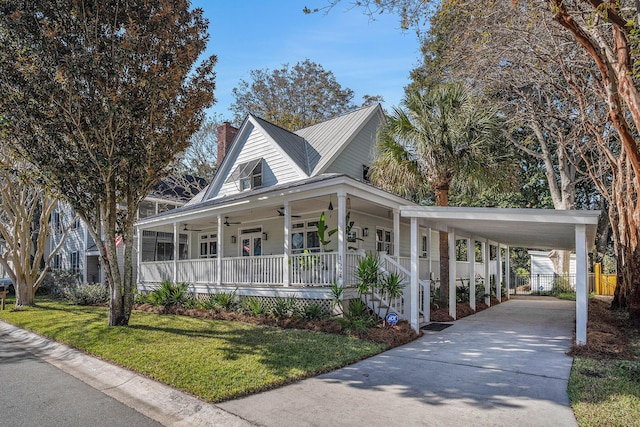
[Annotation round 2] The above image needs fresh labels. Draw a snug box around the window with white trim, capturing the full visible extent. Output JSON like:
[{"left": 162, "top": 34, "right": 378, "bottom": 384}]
[
  {"left": 52, "top": 254, "right": 62, "bottom": 270},
  {"left": 199, "top": 233, "right": 218, "bottom": 258},
  {"left": 376, "top": 228, "right": 393, "bottom": 255},
  {"left": 226, "top": 158, "right": 263, "bottom": 191},
  {"left": 70, "top": 251, "right": 80, "bottom": 273},
  {"left": 291, "top": 221, "right": 320, "bottom": 253}
]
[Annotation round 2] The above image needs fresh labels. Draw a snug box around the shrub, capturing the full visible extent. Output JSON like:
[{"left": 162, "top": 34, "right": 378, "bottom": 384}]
[
  {"left": 242, "top": 297, "right": 266, "bottom": 316},
  {"left": 302, "top": 303, "right": 327, "bottom": 320},
  {"left": 64, "top": 283, "right": 109, "bottom": 305},
  {"left": 208, "top": 289, "right": 238, "bottom": 311},
  {"left": 42, "top": 270, "right": 81, "bottom": 298},
  {"left": 148, "top": 281, "right": 191, "bottom": 307},
  {"left": 552, "top": 277, "right": 573, "bottom": 296},
  {"left": 337, "top": 299, "right": 376, "bottom": 333},
  {"left": 270, "top": 297, "right": 298, "bottom": 319}
]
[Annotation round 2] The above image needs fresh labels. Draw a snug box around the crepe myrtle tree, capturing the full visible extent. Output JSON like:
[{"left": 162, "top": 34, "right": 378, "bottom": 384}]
[{"left": 0, "top": 0, "right": 216, "bottom": 325}]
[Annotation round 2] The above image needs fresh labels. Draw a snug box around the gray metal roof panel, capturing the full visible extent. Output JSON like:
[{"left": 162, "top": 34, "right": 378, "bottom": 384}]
[
  {"left": 251, "top": 116, "right": 310, "bottom": 175},
  {"left": 294, "top": 104, "right": 380, "bottom": 176}
]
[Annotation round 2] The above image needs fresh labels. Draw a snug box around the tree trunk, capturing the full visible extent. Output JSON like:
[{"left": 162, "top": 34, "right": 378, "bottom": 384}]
[
  {"left": 435, "top": 185, "right": 450, "bottom": 306},
  {"left": 14, "top": 279, "right": 35, "bottom": 307}
]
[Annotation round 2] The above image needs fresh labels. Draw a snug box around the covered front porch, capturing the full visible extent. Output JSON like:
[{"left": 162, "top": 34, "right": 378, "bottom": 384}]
[{"left": 135, "top": 176, "right": 425, "bottom": 297}]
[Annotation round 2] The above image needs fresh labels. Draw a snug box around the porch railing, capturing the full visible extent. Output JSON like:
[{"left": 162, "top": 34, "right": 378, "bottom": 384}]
[
  {"left": 379, "top": 254, "right": 429, "bottom": 322},
  {"left": 178, "top": 259, "right": 217, "bottom": 284},
  {"left": 139, "top": 252, "right": 360, "bottom": 287},
  {"left": 221, "top": 255, "right": 284, "bottom": 285}
]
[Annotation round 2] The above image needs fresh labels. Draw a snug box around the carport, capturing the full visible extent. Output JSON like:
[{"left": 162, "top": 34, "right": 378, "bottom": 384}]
[{"left": 401, "top": 206, "right": 601, "bottom": 345}]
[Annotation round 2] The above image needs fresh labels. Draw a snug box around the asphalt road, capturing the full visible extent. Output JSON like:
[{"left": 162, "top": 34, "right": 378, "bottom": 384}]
[{"left": 0, "top": 330, "right": 161, "bottom": 427}]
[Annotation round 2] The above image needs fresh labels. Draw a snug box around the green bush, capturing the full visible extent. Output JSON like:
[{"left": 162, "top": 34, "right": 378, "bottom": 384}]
[
  {"left": 148, "top": 281, "right": 191, "bottom": 307},
  {"left": 207, "top": 289, "right": 238, "bottom": 311},
  {"left": 337, "top": 299, "right": 376, "bottom": 333},
  {"left": 42, "top": 270, "right": 81, "bottom": 298},
  {"left": 552, "top": 278, "right": 573, "bottom": 296},
  {"left": 270, "top": 297, "right": 298, "bottom": 319},
  {"left": 301, "top": 303, "right": 327, "bottom": 320},
  {"left": 64, "top": 283, "right": 109, "bottom": 305},
  {"left": 242, "top": 297, "right": 266, "bottom": 316}
]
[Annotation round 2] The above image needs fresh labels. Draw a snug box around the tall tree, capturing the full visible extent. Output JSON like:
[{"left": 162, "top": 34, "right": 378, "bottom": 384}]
[
  {"left": 0, "top": 0, "right": 216, "bottom": 325},
  {"left": 370, "top": 83, "right": 511, "bottom": 305},
  {"left": 318, "top": 0, "right": 640, "bottom": 318},
  {"left": 0, "top": 145, "right": 71, "bottom": 306},
  {"left": 177, "top": 115, "right": 225, "bottom": 179},
  {"left": 231, "top": 59, "right": 381, "bottom": 131}
]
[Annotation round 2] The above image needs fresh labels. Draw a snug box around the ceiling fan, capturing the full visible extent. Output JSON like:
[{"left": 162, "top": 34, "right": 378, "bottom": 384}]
[
  {"left": 224, "top": 216, "right": 241, "bottom": 226},
  {"left": 183, "top": 224, "right": 203, "bottom": 232},
  {"left": 276, "top": 208, "right": 301, "bottom": 218}
]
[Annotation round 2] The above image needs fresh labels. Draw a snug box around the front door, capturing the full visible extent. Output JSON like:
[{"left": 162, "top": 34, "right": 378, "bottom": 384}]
[{"left": 241, "top": 233, "right": 262, "bottom": 257}]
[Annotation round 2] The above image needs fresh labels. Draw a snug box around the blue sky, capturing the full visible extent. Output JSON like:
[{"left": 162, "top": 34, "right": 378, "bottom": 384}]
[{"left": 193, "top": 0, "right": 421, "bottom": 120}]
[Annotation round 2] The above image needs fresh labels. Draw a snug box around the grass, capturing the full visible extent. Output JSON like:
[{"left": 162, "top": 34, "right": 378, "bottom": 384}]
[
  {"left": 0, "top": 299, "right": 385, "bottom": 402},
  {"left": 568, "top": 298, "right": 640, "bottom": 427}
]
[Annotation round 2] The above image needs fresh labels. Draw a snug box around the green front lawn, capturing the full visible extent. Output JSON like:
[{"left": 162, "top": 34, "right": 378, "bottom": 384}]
[{"left": 0, "top": 300, "right": 384, "bottom": 402}]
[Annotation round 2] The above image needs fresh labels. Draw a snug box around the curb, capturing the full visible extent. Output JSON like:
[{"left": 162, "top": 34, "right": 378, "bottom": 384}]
[{"left": 0, "top": 320, "right": 255, "bottom": 427}]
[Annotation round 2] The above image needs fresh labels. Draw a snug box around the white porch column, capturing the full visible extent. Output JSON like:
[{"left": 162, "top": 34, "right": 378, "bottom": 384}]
[
  {"left": 505, "top": 246, "right": 511, "bottom": 300},
  {"left": 576, "top": 224, "right": 588, "bottom": 345},
  {"left": 393, "top": 209, "right": 400, "bottom": 262},
  {"left": 173, "top": 222, "right": 178, "bottom": 283},
  {"left": 448, "top": 229, "right": 457, "bottom": 320},
  {"left": 427, "top": 228, "right": 433, "bottom": 280},
  {"left": 337, "top": 191, "right": 346, "bottom": 288},
  {"left": 136, "top": 226, "right": 142, "bottom": 285},
  {"left": 217, "top": 215, "right": 223, "bottom": 286},
  {"left": 283, "top": 202, "right": 291, "bottom": 287},
  {"left": 410, "top": 217, "right": 420, "bottom": 331},
  {"left": 469, "top": 238, "right": 476, "bottom": 311},
  {"left": 496, "top": 245, "right": 502, "bottom": 303},
  {"left": 484, "top": 241, "right": 490, "bottom": 306}
]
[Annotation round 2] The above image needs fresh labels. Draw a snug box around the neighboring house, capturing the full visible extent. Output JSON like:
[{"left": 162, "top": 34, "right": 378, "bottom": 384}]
[
  {"left": 49, "top": 174, "right": 206, "bottom": 283},
  {"left": 528, "top": 250, "right": 576, "bottom": 291},
  {"left": 135, "top": 104, "right": 496, "bottom": 318}
]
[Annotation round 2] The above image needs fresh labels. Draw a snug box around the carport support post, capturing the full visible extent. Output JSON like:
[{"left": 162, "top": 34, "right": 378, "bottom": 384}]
[
  {"left": 505, "top": 246, "right": 511, "bottom": 299},
  {"left": 410, "top": 217, "right": 420, "bottom": 331},
  {"left": 449, "top": 229, "right": 456, "bottom": 320},
  {"left": 484, "top": 241, "right": 490, "bottom": 307},
  {"left": 496, "top": 245, "right": 502, "bottom": 303},
  {"left": 337, "top": 192, "right": 346, "bottom": 289},
  {"left": 469, "top": 238, "right": 475, "bottom": 311},
  {"left": 576, "top": 224, "right": 588, "bottom": 345},
  {"left": 217, "top": 215, "right": 223, "bottom": 286},
  {"left": 393, "top": 209, "right": 400, "bottom": 264}
]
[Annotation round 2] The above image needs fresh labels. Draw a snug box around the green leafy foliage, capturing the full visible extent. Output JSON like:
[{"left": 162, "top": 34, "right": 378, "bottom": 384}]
[
  {"left": 270, "top": 297, "right": 299, "bottom": 320},
  {"left": 337, "top": 299, "right": 376, "bottom": 334},
  {"left": 208, "top": 289, "right": 239, "bottom": 311},
  {"left": 63, "top": 283, "right": 109, "bottom": 306},
  {"left": 241, "top": 297, "right": 266, "bottom": 316},
  {"left": 302, "top": 303, "right": 328, "bottom": 320},
  {"left": 149, "top": 281, "right": 191, "bottom": 308}
]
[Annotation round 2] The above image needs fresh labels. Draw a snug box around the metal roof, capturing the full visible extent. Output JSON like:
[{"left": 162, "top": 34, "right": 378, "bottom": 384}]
[{"left": 401, "top": 206, "right": 601, "bottom": 250}]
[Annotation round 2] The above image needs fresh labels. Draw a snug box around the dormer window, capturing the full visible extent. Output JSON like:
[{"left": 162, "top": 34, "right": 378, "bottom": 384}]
[{"left": 226, "top": 158, "right": 263, "bottom": 191}]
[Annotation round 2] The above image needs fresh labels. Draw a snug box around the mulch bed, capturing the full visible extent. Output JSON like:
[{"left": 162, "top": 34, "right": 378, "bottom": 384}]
[
  {"left": 429, "top": 299, "right": 496, "bottom": 322},
  {"left": 134, "top": 303, "right": 419, "bottom": 349},
  {"left": 567, "top": 298, "right": 635, "bottom": 359}
]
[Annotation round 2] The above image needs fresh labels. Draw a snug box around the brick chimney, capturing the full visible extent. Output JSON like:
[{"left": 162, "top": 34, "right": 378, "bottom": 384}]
[{"left": 217, "top": 122, "right": 239, "bottom": 168}]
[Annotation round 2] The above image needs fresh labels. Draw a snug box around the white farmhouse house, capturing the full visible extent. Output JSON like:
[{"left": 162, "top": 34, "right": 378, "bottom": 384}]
[
  {"left": 135, "top": 105, "right": 441, "bottom": 315},
  {"left": 134, "top": 104, "right": 600, "bottom": 344}
]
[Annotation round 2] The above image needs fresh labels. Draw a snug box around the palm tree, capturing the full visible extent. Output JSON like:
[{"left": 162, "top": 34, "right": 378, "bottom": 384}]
[{"left": 370, "top": 82, "right": 511, "bottom": 306}]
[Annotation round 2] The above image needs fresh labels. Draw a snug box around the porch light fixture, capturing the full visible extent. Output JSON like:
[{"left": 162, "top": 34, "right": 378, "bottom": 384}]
[
  {"left": 363, "top": 227, "right": 369, "bottom": 237},
  {"left": 262, "top": 232, "right": 268, "bottom": 241},
  {"left": 346, "top": 197, "right": 351, "bottom": 210},
  {"left": 327, "top": 196, "right": 334, "bottom": 211},
  {"left": 231, "top": 235, "right": 236, "bottom": 243}
]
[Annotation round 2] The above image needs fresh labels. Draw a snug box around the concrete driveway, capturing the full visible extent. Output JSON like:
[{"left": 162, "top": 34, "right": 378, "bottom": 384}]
[{"left": 219, "top": 298, "right": 578, "bottom": 427}]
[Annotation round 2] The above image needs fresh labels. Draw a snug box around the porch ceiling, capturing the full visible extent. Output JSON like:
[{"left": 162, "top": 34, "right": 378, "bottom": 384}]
[{"left": 401, "top": 206, "right": 601, "bottom": 250}]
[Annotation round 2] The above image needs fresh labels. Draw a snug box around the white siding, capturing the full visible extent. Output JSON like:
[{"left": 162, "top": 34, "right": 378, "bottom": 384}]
[
  {"left": 50, "top": 203, "right": 87, "bottom": 279},
  {"left": 325, "top": 115, "right": 379, "bottom": 180},
  {"left": 212, "top": 126, "right": 304, "bottom": 199}
]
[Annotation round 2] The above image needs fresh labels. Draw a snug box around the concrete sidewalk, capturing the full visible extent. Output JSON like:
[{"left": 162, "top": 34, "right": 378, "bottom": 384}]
[
  {"left": 219, "top": 298, "right": 578, "bottom": 426},
  {"left": 0, "top": 321, "right": 254, "bottom": 427},
  {"left": 1, "top": 298, "right": 578, "bottom": 426}
]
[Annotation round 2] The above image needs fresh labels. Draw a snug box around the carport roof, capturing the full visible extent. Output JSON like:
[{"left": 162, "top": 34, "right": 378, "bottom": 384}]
[{"left": 400, "top": 206, "right": 601, "bottom": 250}]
